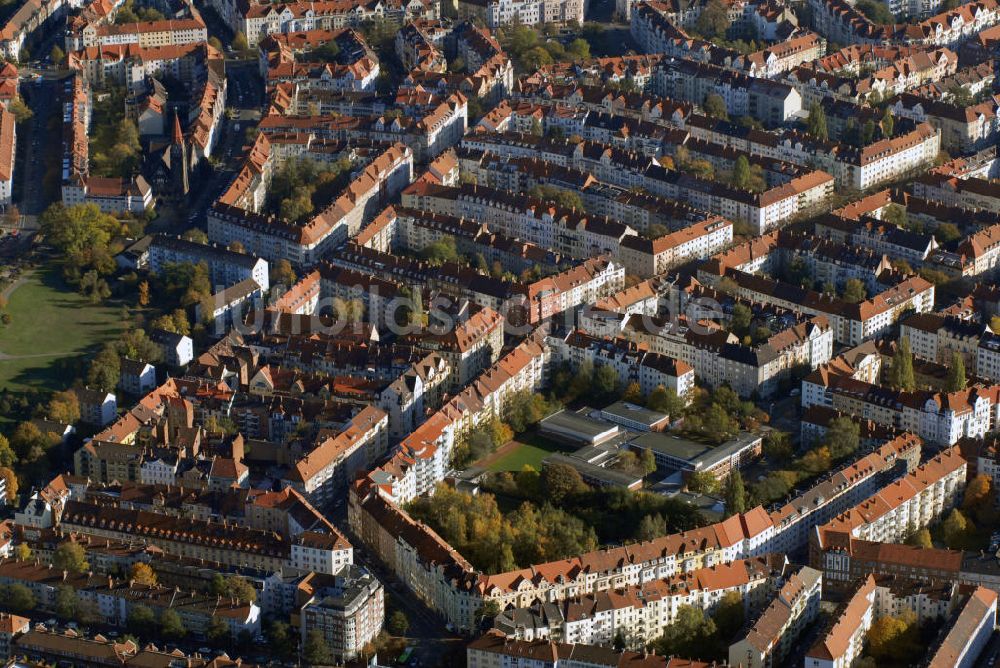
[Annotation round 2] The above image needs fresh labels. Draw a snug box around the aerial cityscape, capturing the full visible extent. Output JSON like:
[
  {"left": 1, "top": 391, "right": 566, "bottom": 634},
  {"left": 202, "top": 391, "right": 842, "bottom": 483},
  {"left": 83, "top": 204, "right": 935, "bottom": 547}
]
[{"left": 0, "top": 0, "right": 997, "bottom": 663}]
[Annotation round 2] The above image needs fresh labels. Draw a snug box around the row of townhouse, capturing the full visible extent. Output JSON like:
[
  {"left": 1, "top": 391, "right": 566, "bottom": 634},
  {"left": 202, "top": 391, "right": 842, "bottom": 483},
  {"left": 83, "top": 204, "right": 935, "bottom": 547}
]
[
  {"left": 806, "top": 576, "right": 996, "bottom": 668},
  {"left": 259, "top": 28, "right": 380, "bottom": 93},
  {"left": 0, "top": 105, "right": 14, "bottom": 206},
  {"left": 59, "top": 74, "right": 153, "bottom": 214},
  {"left": 729, "top": 566, "right": 822, "bottom": 668},
  {"left": 365, "top": 336, "right": 550, "bottom": 502},
  {"left": 913, "top": 169, "right": 1000, "bottom": 213},
  {"left": 378, "top": 353, "right": 452, "bottom": 438},
  {"left": 328, "top": 241, "right": 623, "bottom": 328},
  {"left": 0, "top": 560, "right": 261, "bottom": 639},
  {"left": 260, "top": 91, "right": 467, "bottom": 161},
  {"left": 654, "top": 58, "right": 802, "bottom": 126},
  {"left": 147, "top": 233, "right": 270, "bottom": 292},
  {"left": 493, "top": 556, "right": 786, "bottom": 649},
  {"left": 213, "top": 0, "right": 438, "bottom": 45},
  {"left": 458, "top": 0, "right": 584, "bottom": 28},
  {"left": 686, "top": 116, "right": 942, "bottom": 192},
  {"left": 460, "top": 133, "right": 836, "bottom": 234},
  {"left": 69, "top": 41, "right": 222, "bottom": 96},
  {"left": 208, "top": 140, "right": 414, "bottom": 266},
  {"left": 395, "top": 19, "right": 447, "bottom": 72},
  {"left": 356, "top": 204, "right": 569, "bottom": 277},
  {"left": 810, "top": 445, "right": 967, "bottom": 565},
  {"left": 403, "top": 176, "right": 734, "bottom": 276},
  {"left": 699, "top": 269, "right": 935, "bottom": 347},
  {"left": 547, "top": 329, "right": 696, "bottom": 400},
  {"left": 0, "top": 0, "right": 72, "bottom": 60},
  {"left": 814, "top": 214, "right": 940, "bottom": 268},
  {"left": 57, "top": 498, "right": 355, "bottom": 575},
  {"left": 804, "top": 44, "right": 956, "bottom": 93},
  {"left": 788, "top": 47, "right": 958, "bottom": 108},
  {"left": 349, "top": 430, "right": 925, "bottom": 631},
  {"left": 280, "top": 405, "right": 389, "bottom": 509},
  {"left": 74, "top": 16, "right": 207, "bottom": 50},
  {"left": 589, "top": 308, "right": 835, "bottom": 399},
  {"left": 900, "top": 312, "right": 993, "bottom": 374},
  {"left": 808, "top": 0, "right": 1000, "bottom": 46},
  {"left": 802, "top": 359, "right": 1000, "bottom": 445},
  {"left": 891, "top": 93, "right": 1000, "bottom": 154}
]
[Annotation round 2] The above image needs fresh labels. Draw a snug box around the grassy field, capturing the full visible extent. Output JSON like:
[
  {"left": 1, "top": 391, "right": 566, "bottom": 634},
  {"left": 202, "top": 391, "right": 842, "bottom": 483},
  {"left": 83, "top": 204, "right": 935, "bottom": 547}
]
[
  {"left": 485, "top": 431, "right": 573, "bottom": 472},
  {"left": 0, "top": 269, "right": 124, "bottom": 393}
]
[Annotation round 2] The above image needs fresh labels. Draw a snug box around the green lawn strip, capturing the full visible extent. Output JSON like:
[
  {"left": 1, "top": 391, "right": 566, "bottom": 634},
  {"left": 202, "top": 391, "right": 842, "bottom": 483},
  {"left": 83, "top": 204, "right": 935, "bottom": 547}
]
[{"left": 0, "top": 269, "right": 124, "bottom": 391}]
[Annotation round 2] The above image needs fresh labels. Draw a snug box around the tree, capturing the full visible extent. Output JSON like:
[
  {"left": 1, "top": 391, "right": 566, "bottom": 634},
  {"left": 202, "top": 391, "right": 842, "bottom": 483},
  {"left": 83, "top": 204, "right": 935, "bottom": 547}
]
[
  {"left": 50, "top": 44, "right": 65, "bottom": 65},
  {"left": 137, "top": 280, "right": 150, "bottom": 307},
  {"left": 206, "top": 616, "right": 230, "bottom": 645},
  {"left": 566, "top": 38, "right": 590, "bottom": 60},
  {"left": 906, "top": 528, "right": 933, "bottom": 548},
  {"left": 655, "top": 605, "right": 720, "bottom": 659},
  {"left": 948, "top": 85, "right": 974, "bottom": 107},
  {"left": 223, "top": 575, "right": 257, "bottom": 603},
  {"left": 723, "top": 471, "right": 747, "bottom": 515},
  {"left": 543, "top": 463, "right": 586, "bottom": 505},
  {"left": 14, "top": 542, "right": 30, "bottom": 561},
  {"left": 303, "top": 629, "right": 333, "bottom": 666},
  {"left": 703, "top": 93, "right": 728, "bottom": 120},
  {"left": 126, "top": 604, "right": 157, "bottom": 636},
  {"left": 882, "top": 203, "right": 907, "bottom": 227},
  {"left": 687, "top": 470, "right": 720, "bottom": 495},
  {"left": 87, "top": 346, "right": 122, "bottom": 392},
  {"left": 623, "top": 382, "right": 643, "bottom": 404},
  {"left": 0, "top": 467, "right": 18, "bottom": 501},
  {"left": 55, "top": 585, "right": 78, "bottom": 620},
  {"left": 8, "top": 97, "right": 32, "bottom": 123},
  {"left": 267, "top": 620, "right": 296, "bottom": 659},
  {"left": 763, "top": 431, "right": 793, "bottom": 464},
  {"left": 713, "top": 591, "right": 745, "bottom": 639},
  {"left": 856, "top": 0, "right": 894, "bottom": 23},
  {"left": 826, "top": 416, "right": 860, "bottom": 460},
  {"left": 695, "top": 0, "right": 731, "bottom": 39},
  {"left": 160, "top": 608, "right": 186, "bottom": 639},
  {"left": 806, "top": 102, "right": 829, "bottom": 141},
  {"left": 52, "top": 542, "right": 89, "bottom": 574},
  {"left": 731, "top": 155, "right": 751, "bottom": 190},
  {"left": 48, "top": 390, "right": 80, "bottom": 424},
  {"left": 867, "top": 612, "right": 921, "bottom": 664},
  {"left": 233, "top": 31, "right": 249, "bottom": 52},
  {"left": 647, "top": 386, "right": 685, "bottom": 418},
  {"left": 934, "top": 222, "right": 961, "bottom": 244},
  {"left": 881, "top": 108, "right": 894, "bottom": 137},
  {"left": 729, "top": 302, "right": 752, "bottom": 337},
  {"left": 272, "top": 259, "right": 296, "bottom": 288},
  {"left": 887, "top": 337, "right": 915, "bottom": 391},
  {"left": 80, "top": 270, "right": 111, "bottom": 303},
  {"left": 388, "top": 610, "right": 409, "bottom": 636},
  {"left": 478, "top": 599, "right": 501, "bottom": 623},
  {"left": 0, "top": 434, "right": 15, "bottom": 468},
  {"left": 842, "top": 278, "right": 867, "bottom": 304},
  {"left": 4, "top": 583, "right": 34, "bottom": 612},
  {"left": 963, "top": 474, "right": 992, "bottom": 515},
  {"left": 942, "top": 508, "right": 971, "bottom": 548},
  {"left": 946, "top": 352, "right": 967, "bottom": 392},
  {"left": 182, "top": 228, "right": 208, "bottom": 244},
  {"left": 208, "top": 36, "right": 224, "bottom": 51},
  {"left": 593, "top": 364, "right": 620, "bottom": 399},
  {"left": 130, "top": 562, "right": 157, "bottom": 586},
  {"left": 640, "top": 448, "right": 657, "bottom": 475},
  {"left": 799, "top": 446, "right": 831, "bottom": 476}
]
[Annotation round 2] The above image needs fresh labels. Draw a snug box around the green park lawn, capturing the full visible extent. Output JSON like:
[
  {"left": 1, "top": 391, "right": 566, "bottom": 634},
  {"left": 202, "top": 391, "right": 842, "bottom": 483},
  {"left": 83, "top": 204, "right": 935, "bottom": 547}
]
[
  {"left": 0, "top": 269, "right": 124, "bottom": 393},
  {"left": 486, "top": 431, "right": 572, "bottom": 472}
]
